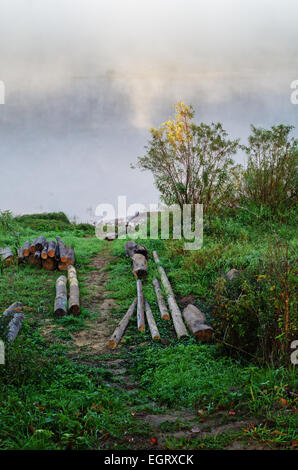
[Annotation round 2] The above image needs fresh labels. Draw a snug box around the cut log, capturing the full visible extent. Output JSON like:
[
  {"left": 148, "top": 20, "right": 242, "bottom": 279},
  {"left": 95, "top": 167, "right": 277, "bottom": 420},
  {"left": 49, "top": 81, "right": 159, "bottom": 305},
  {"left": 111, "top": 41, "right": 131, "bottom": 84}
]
[
  {"left": 144, "top": 299, "right": 160, "bottom": 341},
  {"left": 132, "top": 253, "right": 148, "bottom": 279},
  {"left": 1, "top": 302, "right": 24, "bottom": 343},
  {"left": 35, "top": 236, "right": 46, "bottom": 252},
  {"left": 64, "top": 245, "right": 75, "bottom": 266},
  {"left": 104, "top": 232, "right": 118, "bottom": 241},
  {"left": 0, "top": 247, "right": 14, "bottom": 266},
  {"left": 42, "top": 257, "right": 56, "bottom": 271},
  {"left": 67, "top": 265, "right": 80, "bottom": 315},
  {"left": 153, "top": 251, "right": 188, "bottom": 339},
  {"left": 152, "top": 278, "right": 170, "bottom": 320},
  {"left": 17, "top": 248, "right": 24, "bottom": 264},
  {"left": 30, "top": 238, "right": 38, "bottom": 253},
  {"left": 54, "top": 275, "right": 67, "bottom": 316},
  {"left": 58, "top": 262, "right": 68, "bottom": 271},
  {"left": 41, "top": 242, "right": 49, "bottom": 260},
  {"left": 23, "top": 241, "right": 31, "bottom": 257},
  {"left": 125, "top": 241, "right": 149, "bottom": 260},
  {"left": 182, "top": 304, "right": 213, "bottom": 341},
  {"left": 136, "top": 279, "right": 145, "bottom": 331},
  {"left": 47, "top": 240, "right": 57, "bottom": 258},
  {"left": 28, "top": 253, "right": 42, "bottom": 268},
  {"left": 56, "top": 236, "right": 67, "bottom": 262},
  {"left": 108, "top": 298, "right": 137, "bottom": 349}
]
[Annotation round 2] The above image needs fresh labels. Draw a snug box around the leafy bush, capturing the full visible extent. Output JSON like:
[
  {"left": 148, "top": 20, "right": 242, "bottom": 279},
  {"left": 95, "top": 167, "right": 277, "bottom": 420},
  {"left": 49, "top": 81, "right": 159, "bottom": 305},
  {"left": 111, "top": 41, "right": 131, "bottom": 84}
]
[
  {"left": 15, "top": 212, "right": 70, "bottom": 224},
  {"left": 241, "top": 125, "right": 298, "bottom": 214},
  {"left": 213, "top": 240, "right": 297, "bottom": 365}
]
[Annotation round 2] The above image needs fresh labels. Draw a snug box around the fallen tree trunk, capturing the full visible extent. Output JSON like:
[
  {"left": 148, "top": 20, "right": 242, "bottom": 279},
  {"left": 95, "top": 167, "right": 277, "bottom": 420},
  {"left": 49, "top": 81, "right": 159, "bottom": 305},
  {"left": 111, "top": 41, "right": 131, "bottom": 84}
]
[
  {"left": 67, "top": 265, "right": 80, "bottom": 315},
  {"left": 47, "top": 240, "right": 57, "bottom": 258},
  {"left": 54, "top": 275, "right": 67, "bottom": 316},
  {"left": 136, "top": 279, "right": 145, "bottom": 331},
  {"left": 35, "top": 236, "right": 46, "bottom": 252},
  {"left": 153, "top": 250, "right": 189, "bottom": 339},
  {"left": 108, "top": 298, "right": 137, "bottom": 349},
  {"left": 1, "top": 302, "right": 24, "bottom": 343},
  {"left": 41, "top": 242, "right": 49, "bottom": 260},
  {"left": 182, "top": 304, "right": 213, "bottom": 341},
  {"left": 42, "top": 257, "right": 56, "bottom": 271},
  {"left": 152, "top": 278, "right": 170, "bottom": 320},
  {"left": 132, "top": 253, "right": 148, "bottom": 279},
  {"left": 144, "top": 299, "right": 160, "bottom": 341},
  {"left": 23, "top": 241, "right": 31, "bottom": 257},
  {"left": 64, "top": 246, "right": 75, "bottom": 266},
  {"left": 0, "top": 247, "right": 14, "bottom": 266}
]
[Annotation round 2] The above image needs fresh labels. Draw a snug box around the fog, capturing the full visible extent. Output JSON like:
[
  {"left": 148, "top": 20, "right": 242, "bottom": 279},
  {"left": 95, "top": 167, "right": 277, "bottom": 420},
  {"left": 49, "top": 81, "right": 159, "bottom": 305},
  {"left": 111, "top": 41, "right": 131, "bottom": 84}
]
[{"left": 0, "top": 0, "right": 297, "bottom": 221}]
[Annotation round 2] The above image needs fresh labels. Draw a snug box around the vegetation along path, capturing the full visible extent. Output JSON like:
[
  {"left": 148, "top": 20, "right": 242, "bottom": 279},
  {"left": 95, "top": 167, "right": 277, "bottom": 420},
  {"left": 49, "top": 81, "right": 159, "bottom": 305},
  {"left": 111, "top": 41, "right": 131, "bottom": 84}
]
[{"left": 0, "top": 211, "right": 297, "bottom": 450}]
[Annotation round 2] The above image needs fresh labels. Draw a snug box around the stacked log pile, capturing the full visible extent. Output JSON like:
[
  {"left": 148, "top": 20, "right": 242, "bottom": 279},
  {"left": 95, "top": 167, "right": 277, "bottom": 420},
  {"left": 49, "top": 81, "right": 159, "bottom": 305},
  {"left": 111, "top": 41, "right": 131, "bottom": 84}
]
[{"left": 11, "top": 236, "right": 75, "bottom": 271}]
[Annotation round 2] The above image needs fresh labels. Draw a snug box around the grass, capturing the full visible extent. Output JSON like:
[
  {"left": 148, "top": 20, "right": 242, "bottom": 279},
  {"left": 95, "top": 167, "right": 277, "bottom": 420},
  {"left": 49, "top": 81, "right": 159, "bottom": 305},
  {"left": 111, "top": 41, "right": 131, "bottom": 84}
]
[{"left": 0, "top": 211, "right": 297, "bottom": 449}]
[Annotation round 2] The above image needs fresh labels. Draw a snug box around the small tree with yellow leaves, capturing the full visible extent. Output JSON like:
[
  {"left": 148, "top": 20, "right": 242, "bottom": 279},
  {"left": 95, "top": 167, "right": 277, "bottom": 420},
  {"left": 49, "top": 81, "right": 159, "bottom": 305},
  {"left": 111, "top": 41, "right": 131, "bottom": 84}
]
[{"left": 134, "top": 102, "right": 240, "bottom": 212}]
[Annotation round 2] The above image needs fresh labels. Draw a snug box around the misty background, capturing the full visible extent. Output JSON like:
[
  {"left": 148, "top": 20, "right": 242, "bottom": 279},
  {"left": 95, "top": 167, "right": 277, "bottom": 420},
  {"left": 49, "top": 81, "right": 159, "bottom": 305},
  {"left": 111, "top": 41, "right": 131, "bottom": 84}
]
[{"left": 0, "top": 0, "right": 297, "bottom": 222}]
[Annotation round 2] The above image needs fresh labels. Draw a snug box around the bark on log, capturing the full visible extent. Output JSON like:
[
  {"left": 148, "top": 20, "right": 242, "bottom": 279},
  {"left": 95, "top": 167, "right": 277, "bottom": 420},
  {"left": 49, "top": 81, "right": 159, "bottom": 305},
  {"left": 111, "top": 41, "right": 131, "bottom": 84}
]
[
  {"left": 41, "top": 242, "right": 49, "bottom": 260},
  {"left": 144, "top": 299, "right": 160, "bottom": 341},
  {"left": 152, "top": 278, "right": 170, "bottom": 320},
  {"left": 18, "top": 248, "right": 24, "bottom": 264},
  {"left": 54, "top": 275, "right": 67, "bottom": 316},
  {"left": 182, "top": 304, "right": 213, "bottom": 341},
  {"left": 132, "top": 253, "right": 148, "bottom": 279},
  {"left": 64, "top": 246, "right": 75, "bottom": 266},
  {"left": 1, "top": 302, "right": 24, "bottom": 343},
  {"left": 0, "top": 247, "right": 14, "bottom": 266},
  {"left": 67, "top": 265, "right": 80, "bottom": 315},
  {"left": 30, "top": 239, "right": 38, "bottom": 253},
  {"left": 108, "top": 298, "right": 137, "bottom": 349},
  {"left": 56, "top": 236, "right": 67, "bottom": 262},
  {"left": 28, "top": 252, "right": 42, "bottom": 267},
  {"left": 153, "top": 251, "right": 189, "bottom": 339},
  {"left": 136, "top": 279, "right": 145, "bottom": 331},
  {"left": 42, "top": 257, "right": 56, "bottom": 271},
  {"left": 23, "top": 241, "right": 31, "bottom": 257},
  {"left": 35, "top": 236, "right": 46, "bottom": 252},
  {"left": 47, "top": 240, "right": 57, "bottom": 258},
  {"left": 125, "top": 241, "right": 149, "bottom": 260},
  {"left": 58, "top": 262, "right": 68, "bottom": 271}
]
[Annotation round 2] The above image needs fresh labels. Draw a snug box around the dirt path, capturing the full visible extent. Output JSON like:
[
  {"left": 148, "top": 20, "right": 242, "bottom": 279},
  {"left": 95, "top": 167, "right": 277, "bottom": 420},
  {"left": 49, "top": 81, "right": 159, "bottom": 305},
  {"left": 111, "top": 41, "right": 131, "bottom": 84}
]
[{"left": 71, "top": 246, "right": 116, "bottom": 355}]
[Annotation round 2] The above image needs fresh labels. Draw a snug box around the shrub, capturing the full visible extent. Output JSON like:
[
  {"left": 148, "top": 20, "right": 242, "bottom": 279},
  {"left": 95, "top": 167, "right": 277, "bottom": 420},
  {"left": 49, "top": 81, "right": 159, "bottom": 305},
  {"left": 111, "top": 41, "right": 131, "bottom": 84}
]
[
  {"left": 213, "top": 239, "right": 297, "bottom": 365},
  {"left": 241, "top": 125, "right": 298, "bottom": 214}
]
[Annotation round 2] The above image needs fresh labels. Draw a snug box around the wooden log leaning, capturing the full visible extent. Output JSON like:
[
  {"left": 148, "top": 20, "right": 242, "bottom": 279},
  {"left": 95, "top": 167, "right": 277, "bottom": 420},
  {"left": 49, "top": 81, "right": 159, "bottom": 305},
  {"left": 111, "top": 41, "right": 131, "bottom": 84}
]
[
  {"left": 182, "top": 304, "right": 213, "bottom": 341},
  {"left": 54, "top": 275, "right": 67, "bottom": 316},
  {"left": 47, "top": 241, "right": 57, "bottom": 258},
  {"left": 109, "top": 298, "right": 137, "bottom": 349},
  {"left": 67, "top": 265, "right": 80, "bottom": 315},
  {"left": 132, "top": 253, "right": 148, "bottom": 279},
  {"left": 136, "top": 279, "right": 145, "bottom": 331},
  {"left": 152, "top": 278, "right": 170, "bottom": 320},
  {"left": 1, "top": 302, "right": 24, "bottom": 343},
  {"left": 144, "top": 299, "right": 160, "bottom": 341},
  {"left": 153, "top": 250, "right": 189, "bottom": 339},
  {"left": 0, "top": 247, "right": 14, "bottom": 266}
]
